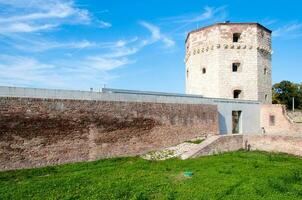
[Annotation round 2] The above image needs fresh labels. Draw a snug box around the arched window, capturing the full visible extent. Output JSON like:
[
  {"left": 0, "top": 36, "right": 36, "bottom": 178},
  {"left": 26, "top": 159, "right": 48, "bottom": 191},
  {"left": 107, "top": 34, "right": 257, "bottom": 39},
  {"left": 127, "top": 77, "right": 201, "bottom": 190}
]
[
  {"left": 233, "top": 33, "right": 241, "bottom": 42},
  {"left": 186, "top": 69, "right": 189, "bottom": 78},
  {"left": 202, "top": 68, "right": 206, "bottom": 74},
  {"left": 232, "top": 63, "right": 240, "bottom": 72},
  {"left": 233, "top": 90, "right": 242, "bottom": 99},
  {"left": 264, "top": 67, "right": 267, "bottom": 75}
]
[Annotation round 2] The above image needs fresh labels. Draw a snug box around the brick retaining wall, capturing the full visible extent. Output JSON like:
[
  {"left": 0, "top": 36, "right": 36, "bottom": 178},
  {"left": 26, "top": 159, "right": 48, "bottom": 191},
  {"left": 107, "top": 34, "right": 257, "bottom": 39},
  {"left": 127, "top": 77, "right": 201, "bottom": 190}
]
[
  {"left": 182, "top": 134, "right": 302, "bottom": 159},
  {"left": 244, "top": 135, "right": 302, "bottom": 156},
  {"left": 260, "top": 104, "right": 301, "bottom": 134},
  {"left": 0, "top": 97, "right": 218, "bottom": 171}
]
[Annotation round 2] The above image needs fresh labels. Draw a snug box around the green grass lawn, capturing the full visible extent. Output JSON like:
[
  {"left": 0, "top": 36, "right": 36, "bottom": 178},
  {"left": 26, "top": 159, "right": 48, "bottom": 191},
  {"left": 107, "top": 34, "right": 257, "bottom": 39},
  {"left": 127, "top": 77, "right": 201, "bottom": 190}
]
[
  {"left": 185, "top": 138, "right": 205, "bottom": 144},
  {"left": 1, "top": 151, "right": 302, "bottom": 200}
]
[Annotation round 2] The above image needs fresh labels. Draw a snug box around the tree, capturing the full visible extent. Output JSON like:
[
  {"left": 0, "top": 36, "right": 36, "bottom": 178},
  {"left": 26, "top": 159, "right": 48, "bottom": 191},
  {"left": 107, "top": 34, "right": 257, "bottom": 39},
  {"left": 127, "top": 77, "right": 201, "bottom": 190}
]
[{"left": 272, "top": 81, "right": 302, "bottom": 110}]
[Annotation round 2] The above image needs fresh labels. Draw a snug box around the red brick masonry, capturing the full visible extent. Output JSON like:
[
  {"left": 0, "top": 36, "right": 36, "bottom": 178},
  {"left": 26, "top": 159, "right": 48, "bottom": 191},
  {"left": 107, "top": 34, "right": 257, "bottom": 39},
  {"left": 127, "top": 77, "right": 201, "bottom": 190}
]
[{"left": 0, "top": 97, "right": 218, "bottom": 170}]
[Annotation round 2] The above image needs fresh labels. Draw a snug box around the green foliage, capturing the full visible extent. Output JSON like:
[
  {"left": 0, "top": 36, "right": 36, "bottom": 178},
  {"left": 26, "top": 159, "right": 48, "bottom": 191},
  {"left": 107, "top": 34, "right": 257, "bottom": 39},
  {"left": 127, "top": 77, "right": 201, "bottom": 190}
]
[
  {"left": 184, "top": 139, "right": 204, "bottom": 144},
  {"left": 2, "top": 151, "right": 302, "bottom": 199},
  {"left": 272, "top": 80, "right": 302, "bottom": 109}
]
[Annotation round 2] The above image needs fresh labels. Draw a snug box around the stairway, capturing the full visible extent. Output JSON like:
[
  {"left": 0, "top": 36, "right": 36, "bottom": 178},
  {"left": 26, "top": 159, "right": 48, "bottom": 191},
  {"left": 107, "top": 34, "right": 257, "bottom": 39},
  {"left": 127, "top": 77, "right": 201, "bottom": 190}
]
[
  {"left": 180, "top": 134, "right": 243, "bottom": 159},
  {"left": 180, "top": 135, "right": 222, "bottom": 159}
]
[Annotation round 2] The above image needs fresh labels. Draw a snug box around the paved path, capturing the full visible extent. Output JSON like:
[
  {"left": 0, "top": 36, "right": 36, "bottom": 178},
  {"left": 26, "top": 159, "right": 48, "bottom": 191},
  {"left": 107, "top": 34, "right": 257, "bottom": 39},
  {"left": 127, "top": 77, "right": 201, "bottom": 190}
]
[{"left": 141, "top": 136, "right": 220, "bottom": 160}]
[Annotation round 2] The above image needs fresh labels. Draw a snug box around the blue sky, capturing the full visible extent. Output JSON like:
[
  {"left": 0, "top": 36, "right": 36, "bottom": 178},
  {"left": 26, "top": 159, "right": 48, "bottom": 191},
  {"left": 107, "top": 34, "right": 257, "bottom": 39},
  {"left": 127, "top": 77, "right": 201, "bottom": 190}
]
[{"left": 0, "top": 0, "right": 301, "bottom": 93}]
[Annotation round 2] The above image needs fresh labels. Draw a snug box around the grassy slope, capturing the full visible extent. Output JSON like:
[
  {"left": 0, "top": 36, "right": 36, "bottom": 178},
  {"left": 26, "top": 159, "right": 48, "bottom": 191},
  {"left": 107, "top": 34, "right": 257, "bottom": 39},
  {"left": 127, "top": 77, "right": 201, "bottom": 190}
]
[{"left": 1, "top": 151, "right": 302, "bottom": 200}]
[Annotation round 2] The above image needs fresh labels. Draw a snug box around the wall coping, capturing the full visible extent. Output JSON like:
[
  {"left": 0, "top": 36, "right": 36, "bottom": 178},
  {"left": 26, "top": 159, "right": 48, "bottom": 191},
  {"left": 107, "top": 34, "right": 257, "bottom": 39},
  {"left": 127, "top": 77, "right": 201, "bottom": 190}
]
[{"left": 0, "top": 86, "right": 260, "bottom": 105}]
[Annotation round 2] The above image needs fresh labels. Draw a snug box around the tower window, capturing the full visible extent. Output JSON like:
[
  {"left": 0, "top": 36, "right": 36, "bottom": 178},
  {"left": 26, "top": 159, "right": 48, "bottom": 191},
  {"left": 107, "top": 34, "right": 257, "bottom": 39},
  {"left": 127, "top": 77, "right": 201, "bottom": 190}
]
[
  {"left": 233, "top": 90, "right": 242, "bottom": 99},
  {"left": 232, "top": 63, "right": 240, "bottom": 72},
  {"left": 186, "top": 69, "right": 189, "bottom": 78},
  {"left": 264, "top": 67, "right": 267, "bottom": 75},
  {"left": 265, "top": 94, "right": 268, "bottom": 101},
  {"left": 269, "top": 115, "right": 275, "bottom": 126},
  {"left": 202, "top": 68, "right": 206, "bottom": 74},
  {"left": 233, "top": 33, "right": 241, "bottom": 42}
]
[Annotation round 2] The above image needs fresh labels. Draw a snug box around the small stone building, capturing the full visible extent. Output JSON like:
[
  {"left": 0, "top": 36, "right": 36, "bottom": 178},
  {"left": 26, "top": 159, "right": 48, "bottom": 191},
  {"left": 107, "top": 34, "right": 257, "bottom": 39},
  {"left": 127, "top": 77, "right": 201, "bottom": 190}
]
[{"left": 185, "top": 22, "right": 272, "bottom": 104}]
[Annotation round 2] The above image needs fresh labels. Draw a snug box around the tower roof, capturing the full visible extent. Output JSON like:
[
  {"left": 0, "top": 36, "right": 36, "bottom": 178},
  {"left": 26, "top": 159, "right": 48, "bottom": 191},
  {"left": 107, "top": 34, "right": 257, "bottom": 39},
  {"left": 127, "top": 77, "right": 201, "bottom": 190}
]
[{"left": 185, "top": 22, "right": 272, "bottom": 43}]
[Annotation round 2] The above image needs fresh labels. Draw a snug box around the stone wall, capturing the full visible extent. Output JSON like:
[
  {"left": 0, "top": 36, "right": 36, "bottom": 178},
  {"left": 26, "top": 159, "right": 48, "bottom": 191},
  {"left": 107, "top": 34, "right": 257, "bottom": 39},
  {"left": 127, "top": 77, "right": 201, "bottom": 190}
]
[
  {"left": 244, "top": 135, "right": 302, "bottom": 156},
  {"left": 0, "top": 97, "right": 218, "bottom": 171},
  {"left": 260, "top": 104, "right": 301, "bottom": 134},
  {"left": 287, "top": 110, "right": 302, "bottom": 123},
  {"left": 0, "top": 86, "right": 261, "bottom": 135},
  {"left": 185, "top": 23, "right": 272, "bottom": 103},
  {"left": 183, "top": 134, "right": 302, "bottom": 159},
  {"left": 182, "top": 135, "right": 244, "bottom": 159}
]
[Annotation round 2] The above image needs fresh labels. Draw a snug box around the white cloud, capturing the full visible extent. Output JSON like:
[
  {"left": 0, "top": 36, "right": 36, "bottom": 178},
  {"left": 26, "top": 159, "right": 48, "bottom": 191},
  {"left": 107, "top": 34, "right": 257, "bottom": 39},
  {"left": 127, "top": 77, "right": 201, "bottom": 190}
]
[
  {"left": 0, "top": 34, "right": 142, "bottom": 88},
  {"left": 0, "top": 0, "right": 110, "bottom": 34},
  {"left": 261, "top": 19, "right": 277, "bottom": 26},
  {"left": 140, "top": 21, "right": 161, "bottom": 41},
  {"left": 102, "top": 47, "right": 139, "bottom": 58},
  {"left": 174, "top": 6, "right": 214, "bottom": 24},
  {"left": 162, "top": 6, "right": 227, "bottom": 24},
  {"left": 7, "top": 37, "right": 97, "bottom": 52},
  {"left": 273, "top": 23, "right": 302, "bottom": 38},
  {"left": 114, "top": 37, "right": 138, "bottom": 47},
  {"left": 0, "top": 2, "right": 76, "bottom": 23},
  {"left": 115, "top": 40, "right": 127, "bottom": 47},
  {"left": 0, "top": 2, "right": 181, "bottom": 89},
  {"left": 0, "top": 54, "right": 128, "bottom": 89},
  {"left": 156, "top": 6, "right": 227, "bottom": 37},
  {"left": 0, "top": 55, "right": 56, "bottom": 86},
  {"left": 85, "top": 56, "right": 132, "bottom": 71},
  {"left": 99, "top": 20, "right": 112, "bottom": 28},
  {"left": 3, "top": 0, "right": 90, "bottom": 20},
  {"left": 140, "top": 21, "right": 175, "bottom": 48},
  {"left": 162, "top": 37, "right": 175, "bottom": 48},
  {"left": 0, "top": 32, "right": 151, "bottom": 89},
  {"left": 1, "top": 34, "right": 139, "bottom": 53},
  {"left": 0, "top": 23, "right": 58, "bottom": 33},
  {"left": 68, "top": 40, "right": 96, "bottom": 49}
]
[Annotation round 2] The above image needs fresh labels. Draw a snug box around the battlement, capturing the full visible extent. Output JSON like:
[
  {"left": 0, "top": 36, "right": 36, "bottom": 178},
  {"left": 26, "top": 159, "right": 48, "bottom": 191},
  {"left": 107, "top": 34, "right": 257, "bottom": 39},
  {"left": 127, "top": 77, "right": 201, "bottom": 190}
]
[{"left": 185, "top": 22, "right": 272, "bottom": 43}]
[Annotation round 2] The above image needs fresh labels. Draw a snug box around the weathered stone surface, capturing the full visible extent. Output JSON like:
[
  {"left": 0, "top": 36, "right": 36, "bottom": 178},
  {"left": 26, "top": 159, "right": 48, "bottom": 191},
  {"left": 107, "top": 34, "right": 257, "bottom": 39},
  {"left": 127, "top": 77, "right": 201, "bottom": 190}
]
[
  {"left": 180, "top": 134, "right": 302, "bottom": 159},
  {"left": 260, "top": 104, "right": 302, "bottom": 134},
  {"left": 185, "top": 23, "right": 272, "bottom": 103},
  {"left": 245, "top": 135, "right": 302, "bottom": 156},
  {"left": 0, "top": 97, "right": 218, "bottom": 171},
  {"left": 287, "top": 110, "right": 302, "bottom": 123},
  {"left": 180, "top": 135, "right": 243, "bottom": 159}
]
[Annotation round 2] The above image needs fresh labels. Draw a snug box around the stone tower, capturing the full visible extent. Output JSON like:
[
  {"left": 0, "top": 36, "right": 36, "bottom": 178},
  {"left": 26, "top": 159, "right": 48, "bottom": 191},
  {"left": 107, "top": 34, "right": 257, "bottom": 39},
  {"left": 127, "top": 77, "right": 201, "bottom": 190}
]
[{"left": 185, "top": 22, "right": 272, "bottom": 103}]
